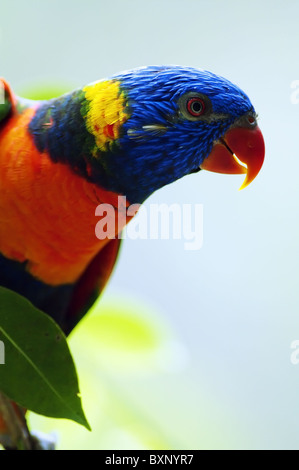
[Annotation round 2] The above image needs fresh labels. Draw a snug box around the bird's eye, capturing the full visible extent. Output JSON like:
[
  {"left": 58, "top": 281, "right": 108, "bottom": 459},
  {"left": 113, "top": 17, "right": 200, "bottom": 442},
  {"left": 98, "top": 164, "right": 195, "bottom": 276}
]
[
  {"left": 178, "top": 92, "right": 211, "bottom": 121},
  {"left": 186, "top": 98, "right": 205, "bottom": 117}
]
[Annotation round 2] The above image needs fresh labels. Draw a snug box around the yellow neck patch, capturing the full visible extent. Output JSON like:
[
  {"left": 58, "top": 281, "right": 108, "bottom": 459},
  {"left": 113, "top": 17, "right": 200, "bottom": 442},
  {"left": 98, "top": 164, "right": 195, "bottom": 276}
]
[{"left": 83, "top": 80, "right": 128, "bottom": 154}]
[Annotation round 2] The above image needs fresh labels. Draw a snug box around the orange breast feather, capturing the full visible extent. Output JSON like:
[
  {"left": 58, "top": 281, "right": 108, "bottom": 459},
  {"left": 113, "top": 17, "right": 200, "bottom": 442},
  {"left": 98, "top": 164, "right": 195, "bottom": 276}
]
[{"left": 0, "top": 108, "right": 129, "bottom": 286}]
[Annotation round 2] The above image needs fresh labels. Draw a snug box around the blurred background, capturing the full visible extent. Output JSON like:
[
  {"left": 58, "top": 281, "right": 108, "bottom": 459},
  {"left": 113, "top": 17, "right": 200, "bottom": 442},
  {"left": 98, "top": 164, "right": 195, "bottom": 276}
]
[{"left": 1, "top": 0, "right": 299, "bottom": 450}]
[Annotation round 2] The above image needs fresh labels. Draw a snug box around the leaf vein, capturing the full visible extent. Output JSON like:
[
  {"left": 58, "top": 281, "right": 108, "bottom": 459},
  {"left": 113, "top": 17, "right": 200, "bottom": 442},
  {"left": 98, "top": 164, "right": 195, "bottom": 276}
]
[{"left": 0, "top": 326, "right": 79, "bottom": 417}]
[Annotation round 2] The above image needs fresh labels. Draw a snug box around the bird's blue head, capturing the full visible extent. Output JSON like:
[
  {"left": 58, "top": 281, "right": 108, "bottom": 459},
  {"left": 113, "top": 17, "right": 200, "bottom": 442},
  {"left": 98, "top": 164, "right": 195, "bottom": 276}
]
[
  {"left": 28, "top": 66, "right": 264, "bottom": 204},
  {"left": 91, "top": 65, "right": 264, "bottom": 203}
]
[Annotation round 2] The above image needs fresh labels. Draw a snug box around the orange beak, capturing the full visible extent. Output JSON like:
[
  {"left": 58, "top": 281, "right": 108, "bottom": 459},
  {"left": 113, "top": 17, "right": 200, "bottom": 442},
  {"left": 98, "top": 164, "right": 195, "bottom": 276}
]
[{"left": 200, "top": 122, "right": 265, "bottom": 190}]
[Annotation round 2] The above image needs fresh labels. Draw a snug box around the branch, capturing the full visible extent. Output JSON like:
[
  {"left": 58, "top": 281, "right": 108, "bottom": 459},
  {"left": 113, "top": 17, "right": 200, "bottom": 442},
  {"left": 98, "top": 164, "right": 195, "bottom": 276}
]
[{"left": 0, "top": 392, "right": 33, "bottom": 450}]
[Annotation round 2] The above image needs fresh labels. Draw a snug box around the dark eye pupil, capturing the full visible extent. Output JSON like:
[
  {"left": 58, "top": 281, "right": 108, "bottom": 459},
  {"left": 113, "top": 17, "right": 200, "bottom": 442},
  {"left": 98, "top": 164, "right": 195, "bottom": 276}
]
[
  {"left": 191, "top": 101, "right": 202, "bottom": 113},
  {"left": 186, "top": 97, "right": 205, "bottom": 117}
]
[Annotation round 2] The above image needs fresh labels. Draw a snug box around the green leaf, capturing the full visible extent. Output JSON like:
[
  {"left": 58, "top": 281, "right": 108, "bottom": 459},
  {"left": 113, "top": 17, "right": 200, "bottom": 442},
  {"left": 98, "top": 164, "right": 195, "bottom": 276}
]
[
  {"left": 0, "top": 287, "right": 90, "bottom": 430},
  {"left": 0, "top": 94, "right": 11, "bottom": 122}
]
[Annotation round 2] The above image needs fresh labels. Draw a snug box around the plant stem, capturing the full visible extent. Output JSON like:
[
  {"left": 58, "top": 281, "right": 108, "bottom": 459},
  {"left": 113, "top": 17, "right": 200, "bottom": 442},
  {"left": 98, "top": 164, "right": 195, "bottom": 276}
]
[{"left": 0, "top": 392, "right": 33, "bottom": 450}]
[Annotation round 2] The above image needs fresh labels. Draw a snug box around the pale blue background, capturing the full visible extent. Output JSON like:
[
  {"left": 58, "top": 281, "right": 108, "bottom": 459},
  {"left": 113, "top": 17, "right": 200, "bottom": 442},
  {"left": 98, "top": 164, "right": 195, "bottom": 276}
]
[{"left": 1, "top": 0, "right": 299, "bottom": 449}]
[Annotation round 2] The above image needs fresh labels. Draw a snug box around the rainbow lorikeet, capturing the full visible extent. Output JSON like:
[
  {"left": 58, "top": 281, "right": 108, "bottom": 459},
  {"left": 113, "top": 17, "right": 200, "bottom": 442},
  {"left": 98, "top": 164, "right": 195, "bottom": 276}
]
[
  {"left": 0, "top": 65, "right": 265, "bottom": 336},
  {"left": 0, "top": 65, "right": 265, "bottom": 441}
]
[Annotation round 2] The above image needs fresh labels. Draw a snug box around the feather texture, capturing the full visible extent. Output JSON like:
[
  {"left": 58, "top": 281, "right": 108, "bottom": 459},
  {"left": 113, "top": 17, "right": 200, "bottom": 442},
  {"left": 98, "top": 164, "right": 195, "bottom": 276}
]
[{"left": 0, "top": 65, "right": 263, "bottom": 332}]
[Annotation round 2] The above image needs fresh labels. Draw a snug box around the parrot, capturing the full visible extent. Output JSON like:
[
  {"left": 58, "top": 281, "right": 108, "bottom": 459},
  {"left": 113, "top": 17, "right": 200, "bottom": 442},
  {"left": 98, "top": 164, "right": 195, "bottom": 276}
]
[{"left": 0, "top": 65, "right": 265, "bottom": 442}]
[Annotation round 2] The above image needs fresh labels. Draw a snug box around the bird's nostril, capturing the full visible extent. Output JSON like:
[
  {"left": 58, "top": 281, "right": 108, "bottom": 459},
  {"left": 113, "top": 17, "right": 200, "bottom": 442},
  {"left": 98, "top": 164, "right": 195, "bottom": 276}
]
[{"left": 247, "top": 115, "right": 256, "bottom": 126}]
